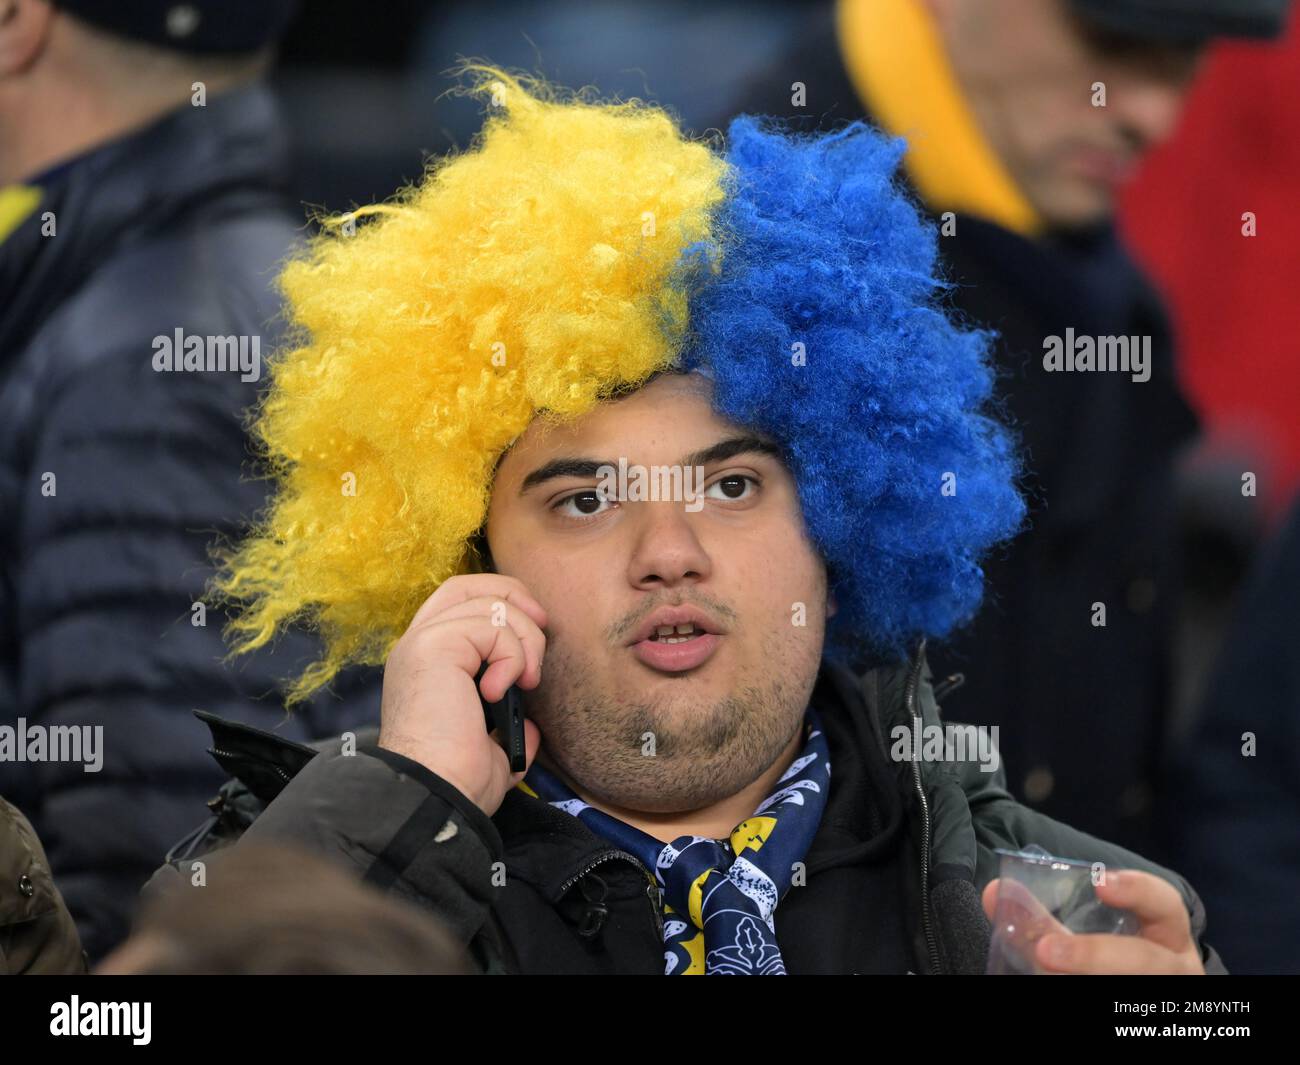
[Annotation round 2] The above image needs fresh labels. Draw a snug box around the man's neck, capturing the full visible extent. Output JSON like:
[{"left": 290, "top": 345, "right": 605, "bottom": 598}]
[
  {"left": 536, "top": 725, "right": 806, "bottom": 844},
  {"left": 0, "top": 73, "right": 252, "bottom": 186}
]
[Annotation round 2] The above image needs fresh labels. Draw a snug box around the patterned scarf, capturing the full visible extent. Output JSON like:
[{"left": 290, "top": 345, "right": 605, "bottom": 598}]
[{"left": 518, "top": 706, "right": 831, "bottom": 974}]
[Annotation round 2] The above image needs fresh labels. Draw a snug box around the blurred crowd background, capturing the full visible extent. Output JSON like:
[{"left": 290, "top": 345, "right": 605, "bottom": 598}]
[{"left": 2, "top": 0, "right": 1298, "bottom": 974}]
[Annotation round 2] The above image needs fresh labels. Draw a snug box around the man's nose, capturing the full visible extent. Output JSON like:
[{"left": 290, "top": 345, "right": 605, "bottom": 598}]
[
  {"left": 1111, "top": 64, "right": 1200, "bottom": 153},
  {"left": 625, "top": 500, "right": 712, "bottom": 590}
]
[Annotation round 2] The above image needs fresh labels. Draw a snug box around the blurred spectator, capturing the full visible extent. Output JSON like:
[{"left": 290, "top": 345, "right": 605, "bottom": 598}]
[
  {"left": 706, "top": 0, "right": 1290, "bottom": 857},
  {"left": 1121, "top": 19, "right": 1300, "bottom": 523},
  {"left": 99, "top": 841, "right": 472, "bottom": 974},
  {"left": 0, "top": 0, "right": 380, "bottom": 961},
  {"left": 1, "top": 794, "right": 85, "bottom": 973},
  {"left": 1119, "top": 22, "right": 1300, "bottom": 739},
  {"left": 1160, "top": 498, "right": 1300, "bottom": 973}
]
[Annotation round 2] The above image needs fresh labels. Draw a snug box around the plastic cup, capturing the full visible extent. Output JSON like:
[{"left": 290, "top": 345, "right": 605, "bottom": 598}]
[{"left": 986, "top": 846, "right": 1141, "bottom": 974}]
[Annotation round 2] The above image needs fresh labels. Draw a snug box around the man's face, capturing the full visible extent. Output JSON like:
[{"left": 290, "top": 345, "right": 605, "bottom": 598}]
[
  {"left": 484, "top": 372, "right": 832, "bottom": 813},
  {"left": 930, "top": 0, "right": 1206, "bottom": 227}
]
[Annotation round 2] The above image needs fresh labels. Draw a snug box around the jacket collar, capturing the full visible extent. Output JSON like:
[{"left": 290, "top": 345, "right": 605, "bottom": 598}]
[
  {"left": 195, "top": 650, "right": 929, "bottom": 902},
  {"left": 193, "top": 645, "right": 983, "bottom": 971}
]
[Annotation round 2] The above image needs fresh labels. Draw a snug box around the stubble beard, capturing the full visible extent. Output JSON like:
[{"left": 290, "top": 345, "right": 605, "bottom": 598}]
[{"left": 525, "top": 626, "right": 822, "bottom": 813}]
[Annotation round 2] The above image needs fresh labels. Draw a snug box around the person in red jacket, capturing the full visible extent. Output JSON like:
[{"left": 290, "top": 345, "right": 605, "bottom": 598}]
[{"left": 1121, "top": 21, "right": 1300, "bottom": 521}]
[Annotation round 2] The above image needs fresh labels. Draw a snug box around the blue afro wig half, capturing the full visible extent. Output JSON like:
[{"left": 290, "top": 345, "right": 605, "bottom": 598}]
[{"left": 679, "top": 116, "right": 1027, "bottom": 665}]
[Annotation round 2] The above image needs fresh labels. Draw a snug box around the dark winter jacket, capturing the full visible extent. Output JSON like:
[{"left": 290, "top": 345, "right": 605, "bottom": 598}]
[
  {"left": 0, "top": 83, "right": 381, "bottom": 961},
  {"left": 706, "top": 4, "right": 1199, "bottom": 856},
  {"left": 145, "top": 646, "right": 1227, "bottom": 975}
]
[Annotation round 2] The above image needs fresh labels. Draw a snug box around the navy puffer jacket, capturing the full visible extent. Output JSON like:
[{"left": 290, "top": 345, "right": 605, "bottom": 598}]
[{"left": 0, "top": 83, "right": 382, "bottom": 961}]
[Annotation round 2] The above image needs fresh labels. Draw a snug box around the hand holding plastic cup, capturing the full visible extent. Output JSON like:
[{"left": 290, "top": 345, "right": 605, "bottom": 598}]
[{"left": 985, "top": 845, "right": 1141, "bottom": 974}]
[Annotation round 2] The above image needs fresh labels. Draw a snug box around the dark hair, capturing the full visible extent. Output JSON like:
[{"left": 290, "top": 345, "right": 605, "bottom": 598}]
[{"left": 467, "top": 528, "right": 495, "bottom": 573}]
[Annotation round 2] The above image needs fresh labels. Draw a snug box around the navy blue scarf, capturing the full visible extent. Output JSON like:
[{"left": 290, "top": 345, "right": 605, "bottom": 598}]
[{"left": 520, "top": 706, "right": 831, "bottom": 974}]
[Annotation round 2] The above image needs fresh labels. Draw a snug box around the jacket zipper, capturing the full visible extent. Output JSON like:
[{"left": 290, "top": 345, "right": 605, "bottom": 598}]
[
  {"left": 555, "top": 849, "right": 665, "bottom": 943},
  {"left": 905, "top": 643, "right": 943, "bottom": 975},
  {"left": 208, "top": 747, "right": 293, "bottom": 783}
]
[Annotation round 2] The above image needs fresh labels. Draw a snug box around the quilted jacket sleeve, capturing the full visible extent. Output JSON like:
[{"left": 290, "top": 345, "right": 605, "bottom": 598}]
[{"left": 242, "top": 740, "right": 506, "bottom": 953}]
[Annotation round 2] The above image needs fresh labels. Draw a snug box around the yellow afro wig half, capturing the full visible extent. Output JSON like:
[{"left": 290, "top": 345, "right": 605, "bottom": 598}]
[{"left": 214, "top": 67, "right": 730, "bottom": 702}]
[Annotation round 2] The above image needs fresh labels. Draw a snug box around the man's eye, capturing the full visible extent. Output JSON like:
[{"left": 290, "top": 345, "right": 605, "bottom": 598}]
[
  {"left": 553, "top": 490, "right": 612, "bottom": 519},
  {"left": 706, "top": 475, "right": 758, "bottom": 501}
]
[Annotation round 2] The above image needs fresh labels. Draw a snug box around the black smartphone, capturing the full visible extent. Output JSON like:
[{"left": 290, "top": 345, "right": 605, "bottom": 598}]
[{"left": 475, "top": 661, "right": 527, "bottom": 772}]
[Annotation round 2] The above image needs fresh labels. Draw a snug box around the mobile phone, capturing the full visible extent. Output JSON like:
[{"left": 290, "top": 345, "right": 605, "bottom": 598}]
[{"left": 475, "top": 661, "right": 527, "bottom": 772}]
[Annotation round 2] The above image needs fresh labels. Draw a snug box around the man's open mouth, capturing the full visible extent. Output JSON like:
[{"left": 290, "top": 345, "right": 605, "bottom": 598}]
[
  {"left": 631, "top": 619, "right": 722, "bottom": 673},
  {"left": 648, "top": 623, "right": 705, "bottom": 644}
]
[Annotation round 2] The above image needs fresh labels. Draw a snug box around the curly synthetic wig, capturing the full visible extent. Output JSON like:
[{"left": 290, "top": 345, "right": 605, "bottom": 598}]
[
  {"left": 680, "top": 116, "right": 1025, "bottom": 662},
  {"left": 215, "top": 68, "right": 1024, "bottom": 702}
]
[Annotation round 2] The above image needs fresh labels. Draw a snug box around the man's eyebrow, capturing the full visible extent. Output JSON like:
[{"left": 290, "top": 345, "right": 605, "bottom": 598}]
[
  {"left": 518, "top": 435, "right": 783, "bottom": 496},
  {"left": 519, "top": 458, "right": 612, "bottom": 495},
  {"left": 678, "top": 435, "right": 783, "bottom": 470}
]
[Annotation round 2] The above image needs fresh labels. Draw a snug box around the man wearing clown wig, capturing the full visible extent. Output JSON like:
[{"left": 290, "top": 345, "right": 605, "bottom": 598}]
[{"left": 151, "top": 68, "right": 1224, "bottom": 975}]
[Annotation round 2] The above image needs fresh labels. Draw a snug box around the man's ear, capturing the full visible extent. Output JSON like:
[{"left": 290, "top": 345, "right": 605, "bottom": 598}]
[
  {"left": 0, "top": 0, "right": 54, "bottom": 78},
  {"left": 827, "top": 589, "right": 839, "bottom": 619}
]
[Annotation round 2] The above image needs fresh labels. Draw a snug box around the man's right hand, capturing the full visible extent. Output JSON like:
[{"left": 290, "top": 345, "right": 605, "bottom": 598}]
[{"left": 378, "top": 574, "right": 547, "bottom": 817}]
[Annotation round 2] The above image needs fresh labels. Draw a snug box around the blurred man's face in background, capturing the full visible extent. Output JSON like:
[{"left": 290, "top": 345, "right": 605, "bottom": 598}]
[
  {"left": 484, "top": 372, "right": 832, "bottom": 814},
  {"left": 928, "top": 0, "right": 1207, "bottom": 228}
]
